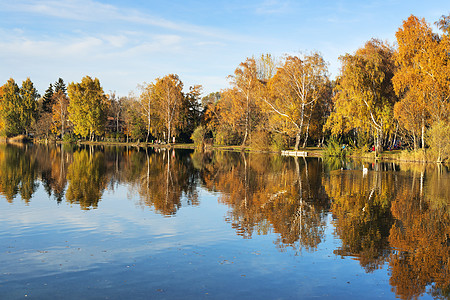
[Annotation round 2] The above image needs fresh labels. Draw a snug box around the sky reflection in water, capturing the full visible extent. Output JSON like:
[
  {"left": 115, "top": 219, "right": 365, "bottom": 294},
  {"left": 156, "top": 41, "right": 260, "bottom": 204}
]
[{"left": 0, "top": 144, "right": 448, "bottom": 299}]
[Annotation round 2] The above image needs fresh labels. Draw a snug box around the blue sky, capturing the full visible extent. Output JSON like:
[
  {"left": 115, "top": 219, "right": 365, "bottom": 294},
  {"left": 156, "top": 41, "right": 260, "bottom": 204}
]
[{"left": 0, "top": 0, "right": 449, "bottom": 97}]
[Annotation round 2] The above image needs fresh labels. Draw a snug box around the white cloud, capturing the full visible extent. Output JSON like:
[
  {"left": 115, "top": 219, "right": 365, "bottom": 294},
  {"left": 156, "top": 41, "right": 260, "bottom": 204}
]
[
  {"left": 1, "top": 0, "right": 119, "bottom": 22},
  {"left": 255, "top": 0, "right": 291, "bottom": 15},
  {"left": 102, "top": 34, "right": 128, "bottom": 48},
  {"left": 1, "top": 0, "right": 251, "bottom": 42}
]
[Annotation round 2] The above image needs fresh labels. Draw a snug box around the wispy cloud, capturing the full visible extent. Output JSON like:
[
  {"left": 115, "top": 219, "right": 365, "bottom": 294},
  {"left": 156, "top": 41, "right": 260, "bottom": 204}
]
[
  {"left": 255, "top": 0, "right": 291, "bottom": 15},
  {"left": 0, "top": 30, "right": 184, "bottom": 60},
  {"left": 1, "top": 0, "right": 118, "bottom": 21},
  {"left": 0, "top": 0, "right": 255, "bottom": 42}
]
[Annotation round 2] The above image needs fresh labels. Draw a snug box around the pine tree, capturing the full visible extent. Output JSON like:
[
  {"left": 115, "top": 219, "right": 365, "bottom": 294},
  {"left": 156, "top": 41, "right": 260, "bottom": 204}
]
[
  {"left": 42, "top": 84, "right": 54, "bottom": 113},
  {"left": 54, "top": 78, "right": 67, "bottom": 95}
]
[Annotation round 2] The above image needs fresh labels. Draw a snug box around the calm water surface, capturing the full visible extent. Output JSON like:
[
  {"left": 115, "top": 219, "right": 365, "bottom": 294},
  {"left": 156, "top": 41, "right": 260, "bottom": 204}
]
[{"left": 0, "top": 144, "right": 449, "bottom": 299}]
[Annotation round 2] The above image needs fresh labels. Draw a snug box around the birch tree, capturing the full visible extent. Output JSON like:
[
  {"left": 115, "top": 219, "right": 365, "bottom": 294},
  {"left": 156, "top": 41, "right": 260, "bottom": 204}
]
[
  {"left": 326, "top": 39, "right": 397, "bottom": 153},
  {"left": 153, "top": 74, "right": 184, "bottom": 144},
  {"left": 263, "top": 52, "right": 329, "bottom": 150}
]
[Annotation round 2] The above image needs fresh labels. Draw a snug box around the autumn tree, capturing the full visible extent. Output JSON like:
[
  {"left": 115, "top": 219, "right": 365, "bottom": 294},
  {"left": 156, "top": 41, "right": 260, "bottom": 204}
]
[
  {"left": 255, "top": 53, "right": 278, "bottom": 82},
  {"left": 138, "top": 83, "right": 158, "bottom": 142},
  {"left": 68, "top": 76, "right": 108, "bottom": 141},
  {"left": 152, "top": 74, "right": 184, "bottom": 144},
  {"left": 0, "top": 79, "right": 21, "bottom": 136},
  {"left": 393, "top": 14, "right": 450, "bottom": 151},
  {"left": 51, "top": 90, "right": 69, "bottom": 138},
  {"left": 201, "top": 91, "right": 221, "bottom": 109},
  {"left": 122, "top": 96, "right": 146, "bottom": 142},
  {"left": 200, "top": 92, "right": 221, "bottom": 141},
  {"left": 326, "top": 39, "right": 398, "bottom": 153},
  {"left": 220, "top": 58, "right": 263, "bottom": 146},
  {"left": 106, "top": 92, "right": 124, "bottom": 136},
  {"left": 0, "top": 78, "right": 39, "bottom": 136},
  {"left": 263, "top": 52, "right": 329, "bottom": 150},
  {"left": 393, "top": 90, "right": 424, "bottom": 150}
]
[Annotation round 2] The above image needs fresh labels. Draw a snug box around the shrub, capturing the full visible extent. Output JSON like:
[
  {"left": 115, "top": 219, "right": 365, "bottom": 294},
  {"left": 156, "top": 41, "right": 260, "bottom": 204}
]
[
  {"left": 398, "top": 149, "right": 429, "bottom": 162},
  {"left": 271, "top": 133, "right": 287, "bottom": 151},
  {"left": 323, "top": 138, "right": 347, "bottom": 158},
  {"left": 62, "top": 133, "right": 77, "bottom": 143},
  {"left": 191, "top": 126, "right": 206, "bottom": 150}
]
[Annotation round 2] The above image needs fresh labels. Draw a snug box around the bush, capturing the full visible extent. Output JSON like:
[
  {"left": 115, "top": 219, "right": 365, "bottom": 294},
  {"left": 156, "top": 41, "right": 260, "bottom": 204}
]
[
  {"left": 347, "top": 140, "right": 373, "bottom": 158},
  {"left": 398, "top": 149, "right": 429, "bottom": 162},
  {"left": 271, "top": 133, "right": 287, "bottom": 151},
  {"left": 62, "top": 133, "right": 77, "bottom": 143},
  {"left": 191, "top": 126, "right": 206, "bottom": 150},
  {"left": 115, "top": 132, "right": 125, "bottom": 142},
  {"left": 323, "top": 138, "right": 347, "bottom": 158}
]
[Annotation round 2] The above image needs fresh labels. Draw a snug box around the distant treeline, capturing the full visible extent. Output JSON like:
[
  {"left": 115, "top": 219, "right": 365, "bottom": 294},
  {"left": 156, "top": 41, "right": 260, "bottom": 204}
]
[{"left": 0, "top": 14, "right": 449, "bottom": 161}]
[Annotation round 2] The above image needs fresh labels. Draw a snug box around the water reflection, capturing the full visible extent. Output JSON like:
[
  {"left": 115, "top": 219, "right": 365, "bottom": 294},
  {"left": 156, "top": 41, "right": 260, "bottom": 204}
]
[
  {"left": 136, "top": 148, "right": 199, "bottom": 215},
  {"left": 324, "top": 169, "right": 395, "bottom": 272},
  {"left": 324, "top": 163, "right": 450, "bottom": 299},
  {"left": 0, "top": 144, "right": 449, "bottom": 299},
  {"left": 193, "top": 152, "right": 329, "bottom": 252},
  {"left": 0, "top": 144, "right": 39, "bottom": 203},
  {"left": 388, "top": 164, "right": 450, "bottom": 299}
]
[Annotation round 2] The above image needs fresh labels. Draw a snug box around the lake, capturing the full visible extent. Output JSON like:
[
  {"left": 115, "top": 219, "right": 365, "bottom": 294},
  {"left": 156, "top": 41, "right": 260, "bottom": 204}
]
[{"left": 0, "top": 144, "right": 449, "bottom": 299}]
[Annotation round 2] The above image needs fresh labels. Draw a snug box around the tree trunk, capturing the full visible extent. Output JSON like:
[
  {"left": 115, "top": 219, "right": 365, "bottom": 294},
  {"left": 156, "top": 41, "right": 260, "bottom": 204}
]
[
  {"left": 294, "top": 130, "right": 301, "bottom": 151},
  {"left": 413, "top": 132, "right": 417, "bottom": 151},
  {"left": 146, "top": 113, "right": 150, "bottom": 143},
  {"left": 61, "top": 117, "right": 65, "bottom": 139},
  {"left": 116, "top": 112, "right": 120, "bottom": 133},
  {"left": 421, "top": 118, "right": 425, "bottom": 149},
  {"left": 302, "top": 117, "right": 311, "bottom": 148},
  {"left": 242, "top": 95, "right": 250, "bottom": 147},
  {"left": 376, "top": 129, "right": 383, "bottom": 154},
  {"left": 391, "top": 123, "right": 398, "bottom": 149},
  {"left": 167, "top": 122, "right": 171, "bottom": 144}
]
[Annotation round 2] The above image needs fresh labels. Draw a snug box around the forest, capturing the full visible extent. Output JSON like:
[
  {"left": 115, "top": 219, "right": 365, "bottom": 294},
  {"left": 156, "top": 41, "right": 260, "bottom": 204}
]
[{"left": 0, "top": 14, "right": 449, "bottom": 162}]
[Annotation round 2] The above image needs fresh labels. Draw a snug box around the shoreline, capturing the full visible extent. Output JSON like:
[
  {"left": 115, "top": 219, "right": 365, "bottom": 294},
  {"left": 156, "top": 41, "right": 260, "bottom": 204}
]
[{"left": 27, "top": 139, "right": 448, "bottom": 164}]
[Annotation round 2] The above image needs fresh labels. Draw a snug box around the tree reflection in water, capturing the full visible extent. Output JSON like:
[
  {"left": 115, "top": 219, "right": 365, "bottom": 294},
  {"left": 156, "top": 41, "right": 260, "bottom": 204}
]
[
  {"left": 324, "top": 168, "right": 395, "bottom": 272},
  {"left": 65, "top": 147, "right": 107, "bottom": 210},
  {"left": 0, "top": 144, "right": 39, "bottom": 203},
  {"left": 193, "top": 151, "right": 330, "bottom": 253},
  {"left": 0, "top": 145, "right": 448, "bottom": 298},
  {"left": 324, "top": 162, "right": 450, "bottom": 299},
  {"left": 388, "top": 164, "right": 450, "bottom": 300}
]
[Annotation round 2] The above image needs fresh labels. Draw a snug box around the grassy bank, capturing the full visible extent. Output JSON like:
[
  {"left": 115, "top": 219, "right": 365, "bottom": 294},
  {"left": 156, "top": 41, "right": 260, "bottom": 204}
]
[{"left": 33, "top": 138, "right": 446, "bottom": 164}]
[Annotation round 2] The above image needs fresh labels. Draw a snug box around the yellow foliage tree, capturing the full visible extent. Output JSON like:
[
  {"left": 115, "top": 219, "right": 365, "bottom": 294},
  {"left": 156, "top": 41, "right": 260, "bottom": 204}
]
[
  {"left": 326, "top": 39, "right": 397, "bottom": 153},
  {"left": 263, "top": 52, "right": 329, "bottom": 150},
  {"left": 67, "top": 76, "right": 108, "bottom": 141},
  {"left": 152, "top": 74, "right": 184, "bottom": 143},
  {"left": 223, "top": 58, "right": 263, "bottom": 146}
]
